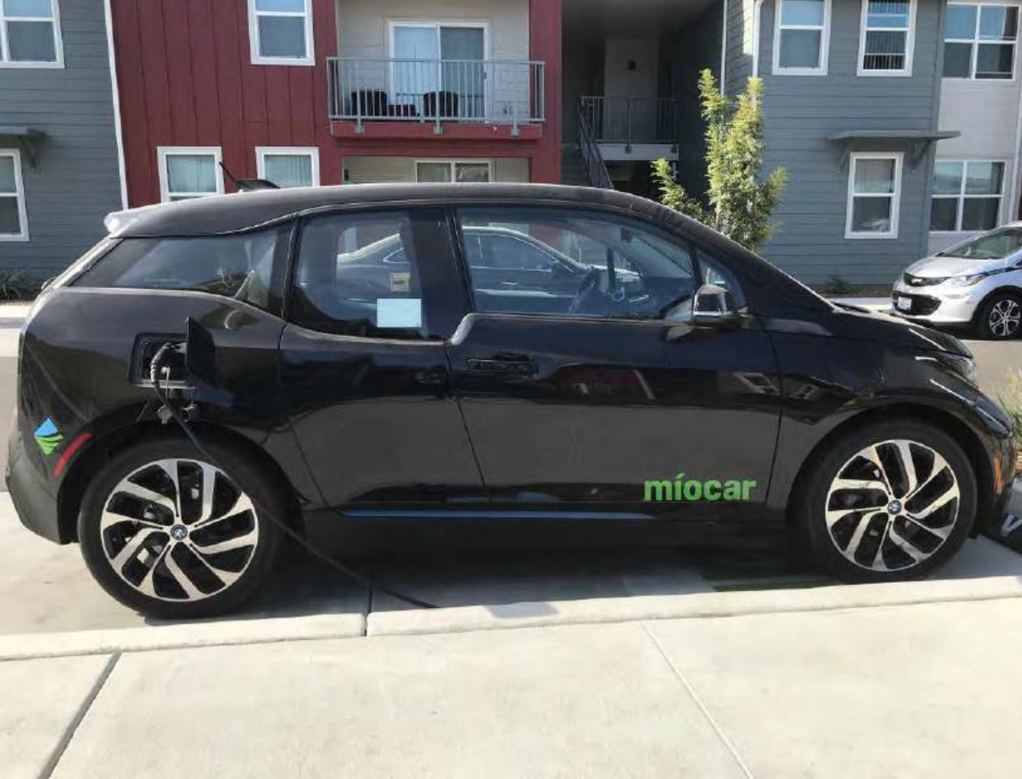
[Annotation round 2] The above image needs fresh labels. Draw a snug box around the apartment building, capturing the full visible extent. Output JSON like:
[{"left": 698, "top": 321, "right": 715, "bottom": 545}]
[
  {"left": 0, "top": 0, "right": 124, "bottom": 277},
  {"left": 106, "top": 0, "right": 561, "bottom": 206},
  {"left": 3, "top": 0, "right": 1020, "bottom": 289}
]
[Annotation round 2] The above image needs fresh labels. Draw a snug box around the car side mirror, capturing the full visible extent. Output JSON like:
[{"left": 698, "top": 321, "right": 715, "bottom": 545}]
[{"left": 692, "top": 283, "right": 740, "bottom": 327}]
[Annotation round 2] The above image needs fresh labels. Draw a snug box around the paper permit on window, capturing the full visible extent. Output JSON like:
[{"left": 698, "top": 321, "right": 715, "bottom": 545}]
[{"left": 377, "top": 298, "right": 422, "bottom": 328}]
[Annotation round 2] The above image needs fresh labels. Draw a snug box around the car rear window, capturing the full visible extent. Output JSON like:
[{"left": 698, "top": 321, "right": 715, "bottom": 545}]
[{"left": 75, "top": 227, "right": 288, "bottom": 312}]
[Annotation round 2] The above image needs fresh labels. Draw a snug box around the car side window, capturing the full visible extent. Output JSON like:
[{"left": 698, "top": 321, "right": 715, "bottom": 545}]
[
  {"left": 75, "top": 227, "right": 286, "bottom": 313},
  {"left": 290, "top": 211, "right": 427, "bottom": 339},
  {"left": 457, "top": 207, "right": 695, "bottom": 320}
]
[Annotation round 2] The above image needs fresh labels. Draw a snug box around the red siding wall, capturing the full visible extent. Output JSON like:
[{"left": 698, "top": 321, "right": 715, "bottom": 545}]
[
  {"left": 113, "top": 0, "right": 340, "bottom": 206},
  {"left": 530, "top": 0, "right": 562, "bottom": 184},
  {"left": 112, "top": 0, "right": 561, "bottom": 207}
]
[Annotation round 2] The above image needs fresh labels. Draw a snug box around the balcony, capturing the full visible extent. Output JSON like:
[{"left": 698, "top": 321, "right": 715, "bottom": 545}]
[
  {"left": 579, "top": 96, "right": 679, "bottom": 161},
  {"left": 327, "top": 57, "right": 545, "bottom": 141}
]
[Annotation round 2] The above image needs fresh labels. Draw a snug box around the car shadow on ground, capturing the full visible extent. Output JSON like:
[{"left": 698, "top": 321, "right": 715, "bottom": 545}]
[
  {"left": 148, "top": 542, "right": 827, "bottom": 627},
  {"left": 147, "top": 530, "right": 1022, "bottom": 627}
]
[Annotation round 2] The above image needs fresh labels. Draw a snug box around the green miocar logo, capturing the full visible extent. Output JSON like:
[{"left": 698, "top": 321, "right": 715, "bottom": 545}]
[
  {"left": 644, "top": 473, "right": 757, "bottom": 503},
  {"left": 34, "top": 418, "right": 63, "bottom": 455}
]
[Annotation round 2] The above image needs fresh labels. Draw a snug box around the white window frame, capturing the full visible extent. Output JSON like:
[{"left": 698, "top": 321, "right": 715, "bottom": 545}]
[
  {"left": 944, "top": 2, "right": 1020, "bottom": 80},
  {"left": 772, "top": 0, "right": 832, "bottom": 75},
  {"left": 930, "top": 158, "right": 1008, "bottom": 232},
  {"left": 0, "top": 0, "right": 64, "bottom": 69},
  {"left": 157, "top": 146, "right": 225, "bottom": 203},
  {"left": 256, "top": 146, "right": 320, "bottom": 188},
  {"left": 248, "top": 0, "right": 314, "bottom": 67},
  {"left": 0, "top": 149, "right": 29, "bottom": 242},
  {"left": 414, "top": 159, "right": 494, "bottom": 183},
  {"left": 846, "top": 152, "right": 904, "bottom": 239},
  {"left": 857, "top": 0, "right": 917, "bottom": 76}
]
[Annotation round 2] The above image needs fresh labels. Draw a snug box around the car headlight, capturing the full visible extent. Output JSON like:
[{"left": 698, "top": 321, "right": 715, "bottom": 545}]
[
  {"left": 936, "top": 353, "right": 978, "bottom": 386},
  {"left": 944, "top": 268, "right": 1010, "bottom": 287},
  {"left": 945, "top": 273, "right": 990, "bottom": 287}
]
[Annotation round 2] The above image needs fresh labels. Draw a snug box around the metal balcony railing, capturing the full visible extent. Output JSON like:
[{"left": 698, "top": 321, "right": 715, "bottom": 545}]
[
  {"left": 327, "top": 57, "right": 545, "bottom": 133},
  {"left": 579, "top": 96, "right": 679, "bottom": 145}
]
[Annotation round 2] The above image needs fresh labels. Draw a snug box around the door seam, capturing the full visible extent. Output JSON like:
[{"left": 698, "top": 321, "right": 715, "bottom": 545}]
[{"left": 443, "top": 344, "right": 489, "bottom": 495}]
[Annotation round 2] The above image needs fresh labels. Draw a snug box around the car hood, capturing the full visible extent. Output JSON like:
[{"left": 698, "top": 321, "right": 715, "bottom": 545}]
[
  {"left": 830, "top": 304, "right": 972, "bottom": 356},
  {"left": 904, "top": 254, "right": 1008, "bottom": 278}
]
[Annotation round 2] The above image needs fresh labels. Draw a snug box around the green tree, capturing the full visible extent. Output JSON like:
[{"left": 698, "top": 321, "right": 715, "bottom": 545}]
[{"left": 651, "top": 69, "right": 787, "bottom": 253}]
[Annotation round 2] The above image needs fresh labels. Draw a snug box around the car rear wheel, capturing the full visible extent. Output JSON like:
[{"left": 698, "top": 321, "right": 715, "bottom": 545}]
[
  {"left": 78, "top": 438, "right": 283, "bottom": 619},
  {"left": 976, "top": 292, "right": 1022, "bottom": 340},
  {"left": 796, "top": 421, "right": 976, "bottom": 583}
]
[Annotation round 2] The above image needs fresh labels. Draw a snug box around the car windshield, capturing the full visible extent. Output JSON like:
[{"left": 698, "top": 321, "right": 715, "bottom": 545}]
[{"left": 937, "top": 227, "right": 1022, "bottom": 260}]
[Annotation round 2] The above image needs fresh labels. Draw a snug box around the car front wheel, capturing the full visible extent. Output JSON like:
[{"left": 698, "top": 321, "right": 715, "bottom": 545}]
[
  {"left": 78, "top": 437, "right": 283, "bottom": 619},
  {"left": 976, "top": 292, "right": 1022, "bottom": 340},
  {"left": 796, "top": 421, "right": 977, "bottom": 583}
]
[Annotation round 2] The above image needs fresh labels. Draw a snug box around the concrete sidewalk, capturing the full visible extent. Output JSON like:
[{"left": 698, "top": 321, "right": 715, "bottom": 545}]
[{"left": 3, "top": 578, "right": 1022, "bottom": 778}]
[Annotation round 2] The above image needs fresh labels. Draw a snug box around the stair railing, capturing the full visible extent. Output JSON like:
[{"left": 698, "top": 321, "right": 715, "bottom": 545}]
[{"left": 576, "top": 98, "right": 613, "bottom": 189}]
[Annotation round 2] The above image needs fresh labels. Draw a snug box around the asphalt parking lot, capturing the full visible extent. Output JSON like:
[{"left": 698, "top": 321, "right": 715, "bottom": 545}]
[{"left": 1, "top": 305, "right": 1021, "bottom": 636}]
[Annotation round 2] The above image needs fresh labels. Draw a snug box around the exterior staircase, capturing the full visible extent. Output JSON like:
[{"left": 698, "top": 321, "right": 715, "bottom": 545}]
[{"left": 560, "top": 144, "right": 592, "bottom": 186}]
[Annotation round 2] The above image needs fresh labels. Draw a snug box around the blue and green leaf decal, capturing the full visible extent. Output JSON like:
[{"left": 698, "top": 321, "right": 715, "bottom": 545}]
[{"left": 34, "top": 418, "right": 63, "bottom": 456}]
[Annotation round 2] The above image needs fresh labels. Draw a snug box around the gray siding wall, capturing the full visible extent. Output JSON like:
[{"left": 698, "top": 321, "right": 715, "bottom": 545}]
[
  {"left": 0, "top": 0, "right": 123, "bottom": 279},
  {"left": 757, "top": 0, "right": 946, "bottom": 286},
  {"left": 724, "top": 0, "right": 754, "bottom": 96}
]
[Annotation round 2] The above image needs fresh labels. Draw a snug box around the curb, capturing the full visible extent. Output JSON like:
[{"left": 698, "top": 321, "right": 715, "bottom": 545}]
[
  {"left": 4, "top": 575, "right": 1022, "bottom": 662},
  {"left": 365, "top": 575, "right": 1022, "bottom": 637},
  {"left": 0, "top": 613, "right": 365, "bottom": 662}
]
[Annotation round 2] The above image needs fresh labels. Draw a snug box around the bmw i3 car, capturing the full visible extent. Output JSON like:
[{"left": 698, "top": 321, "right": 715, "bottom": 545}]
[
  {"left": 892, "top": 224, "right": 1022, "bottom": 339},
  {"left": 6, "top": 184, "right": 1017, "bottom": 618}
]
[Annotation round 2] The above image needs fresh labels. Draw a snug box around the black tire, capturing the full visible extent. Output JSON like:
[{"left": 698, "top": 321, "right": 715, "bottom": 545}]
[
  {"left": 78, "top": 436, "right": 284, "bottom": 619},
  {"left": 975, "top": 291, "right": 1022, "bottom": 340},
  {"left": 795, "top": 420, "right": 977, "bottom": 583}
]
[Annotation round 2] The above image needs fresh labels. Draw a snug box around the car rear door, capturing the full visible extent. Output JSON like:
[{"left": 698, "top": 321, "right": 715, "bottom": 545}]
[
  {"left": 444, "top": 205, "right": 783, "bottom": 522},
  {"left": 279, "top": 206, "right": 484, "bottom": 510}
]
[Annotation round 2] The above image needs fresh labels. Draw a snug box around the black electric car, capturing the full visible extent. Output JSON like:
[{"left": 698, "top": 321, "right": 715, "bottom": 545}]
[{"left": 7, "top": 184, "right": 1017, "bottom": 619}]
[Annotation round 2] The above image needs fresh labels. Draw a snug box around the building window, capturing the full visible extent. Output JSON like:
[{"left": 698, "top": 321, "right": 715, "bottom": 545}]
[
  {"left": 415, "top": 160, "right": 492, "bottom": 183},
  {"left": 930, "top": 160, "right": 1006, "bottom": 231},
  {"left": 846, "top": 152, "right": 903, "bottom": 239},
  {"left": 248, "top": 0, "right": 313, "bottom": 66},
  {"left": 256, "top": 147, "right": 319, "bottom": 188},
  {"left": 0, "top": 0, "right": 63, "bottom": 66},
  {"left": 0, "top": 149, "right": 28, "bottom": 241},
  {"left": 157, "top": 147, "right": 225, "bottom": 203},
  {"left": 859, "top": 0, "right": 916, "bottom": 75},
  {"left": 944, "top": 3, "right": 1019, "bottom": 79},
  {"left": 773, "top": 0, "right": 831, "bottom": 74}
]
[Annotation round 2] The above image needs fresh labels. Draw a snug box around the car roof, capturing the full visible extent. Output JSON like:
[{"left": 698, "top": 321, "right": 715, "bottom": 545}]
[{"left": 106, "top": 183, "right": 686, "bottom": 238}]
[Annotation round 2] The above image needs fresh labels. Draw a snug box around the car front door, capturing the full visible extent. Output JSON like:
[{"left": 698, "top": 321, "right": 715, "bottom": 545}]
[
  {"left": 445, "top": 205, "right": 782, "bottom": 522},
  {"left": 279, "top": 207, "right": 484, "bottom": 510}
]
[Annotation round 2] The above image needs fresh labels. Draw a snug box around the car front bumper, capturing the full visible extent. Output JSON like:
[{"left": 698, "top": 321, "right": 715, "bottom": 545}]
[{"left": 891, "top": 285, "right": 984, "bottom": 325}]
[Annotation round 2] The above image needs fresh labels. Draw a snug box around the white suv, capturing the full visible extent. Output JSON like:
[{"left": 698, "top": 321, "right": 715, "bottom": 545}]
[{"left": 892, "top": 224, "right": 1022, "bottom": 339}]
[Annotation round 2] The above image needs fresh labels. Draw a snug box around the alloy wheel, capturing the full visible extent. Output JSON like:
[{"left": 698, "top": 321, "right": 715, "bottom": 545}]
[
  {"left": 988, "top": 297, "right": 1021, "bottom": 338},
  {"left": 100, "top": 458, "right": 259, "bottom": 602},
  {"left": 824, "top": 439, "right": 960, "bottom": 572}
]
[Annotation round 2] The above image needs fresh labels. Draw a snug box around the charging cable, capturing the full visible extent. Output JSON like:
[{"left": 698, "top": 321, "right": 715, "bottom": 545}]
[{"left": 148, "top": 342, "right": 437, "bottom": 610}]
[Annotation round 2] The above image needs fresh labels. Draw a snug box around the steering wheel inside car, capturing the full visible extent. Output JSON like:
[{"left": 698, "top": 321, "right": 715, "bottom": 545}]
[{"left": 567, "top": 268, "right": 603, "bottom": 316}]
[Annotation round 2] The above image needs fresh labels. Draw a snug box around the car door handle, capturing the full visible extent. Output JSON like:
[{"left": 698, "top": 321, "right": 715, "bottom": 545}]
[{"left": 466, "top": 355, "right": 538, "bottom": 376}]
